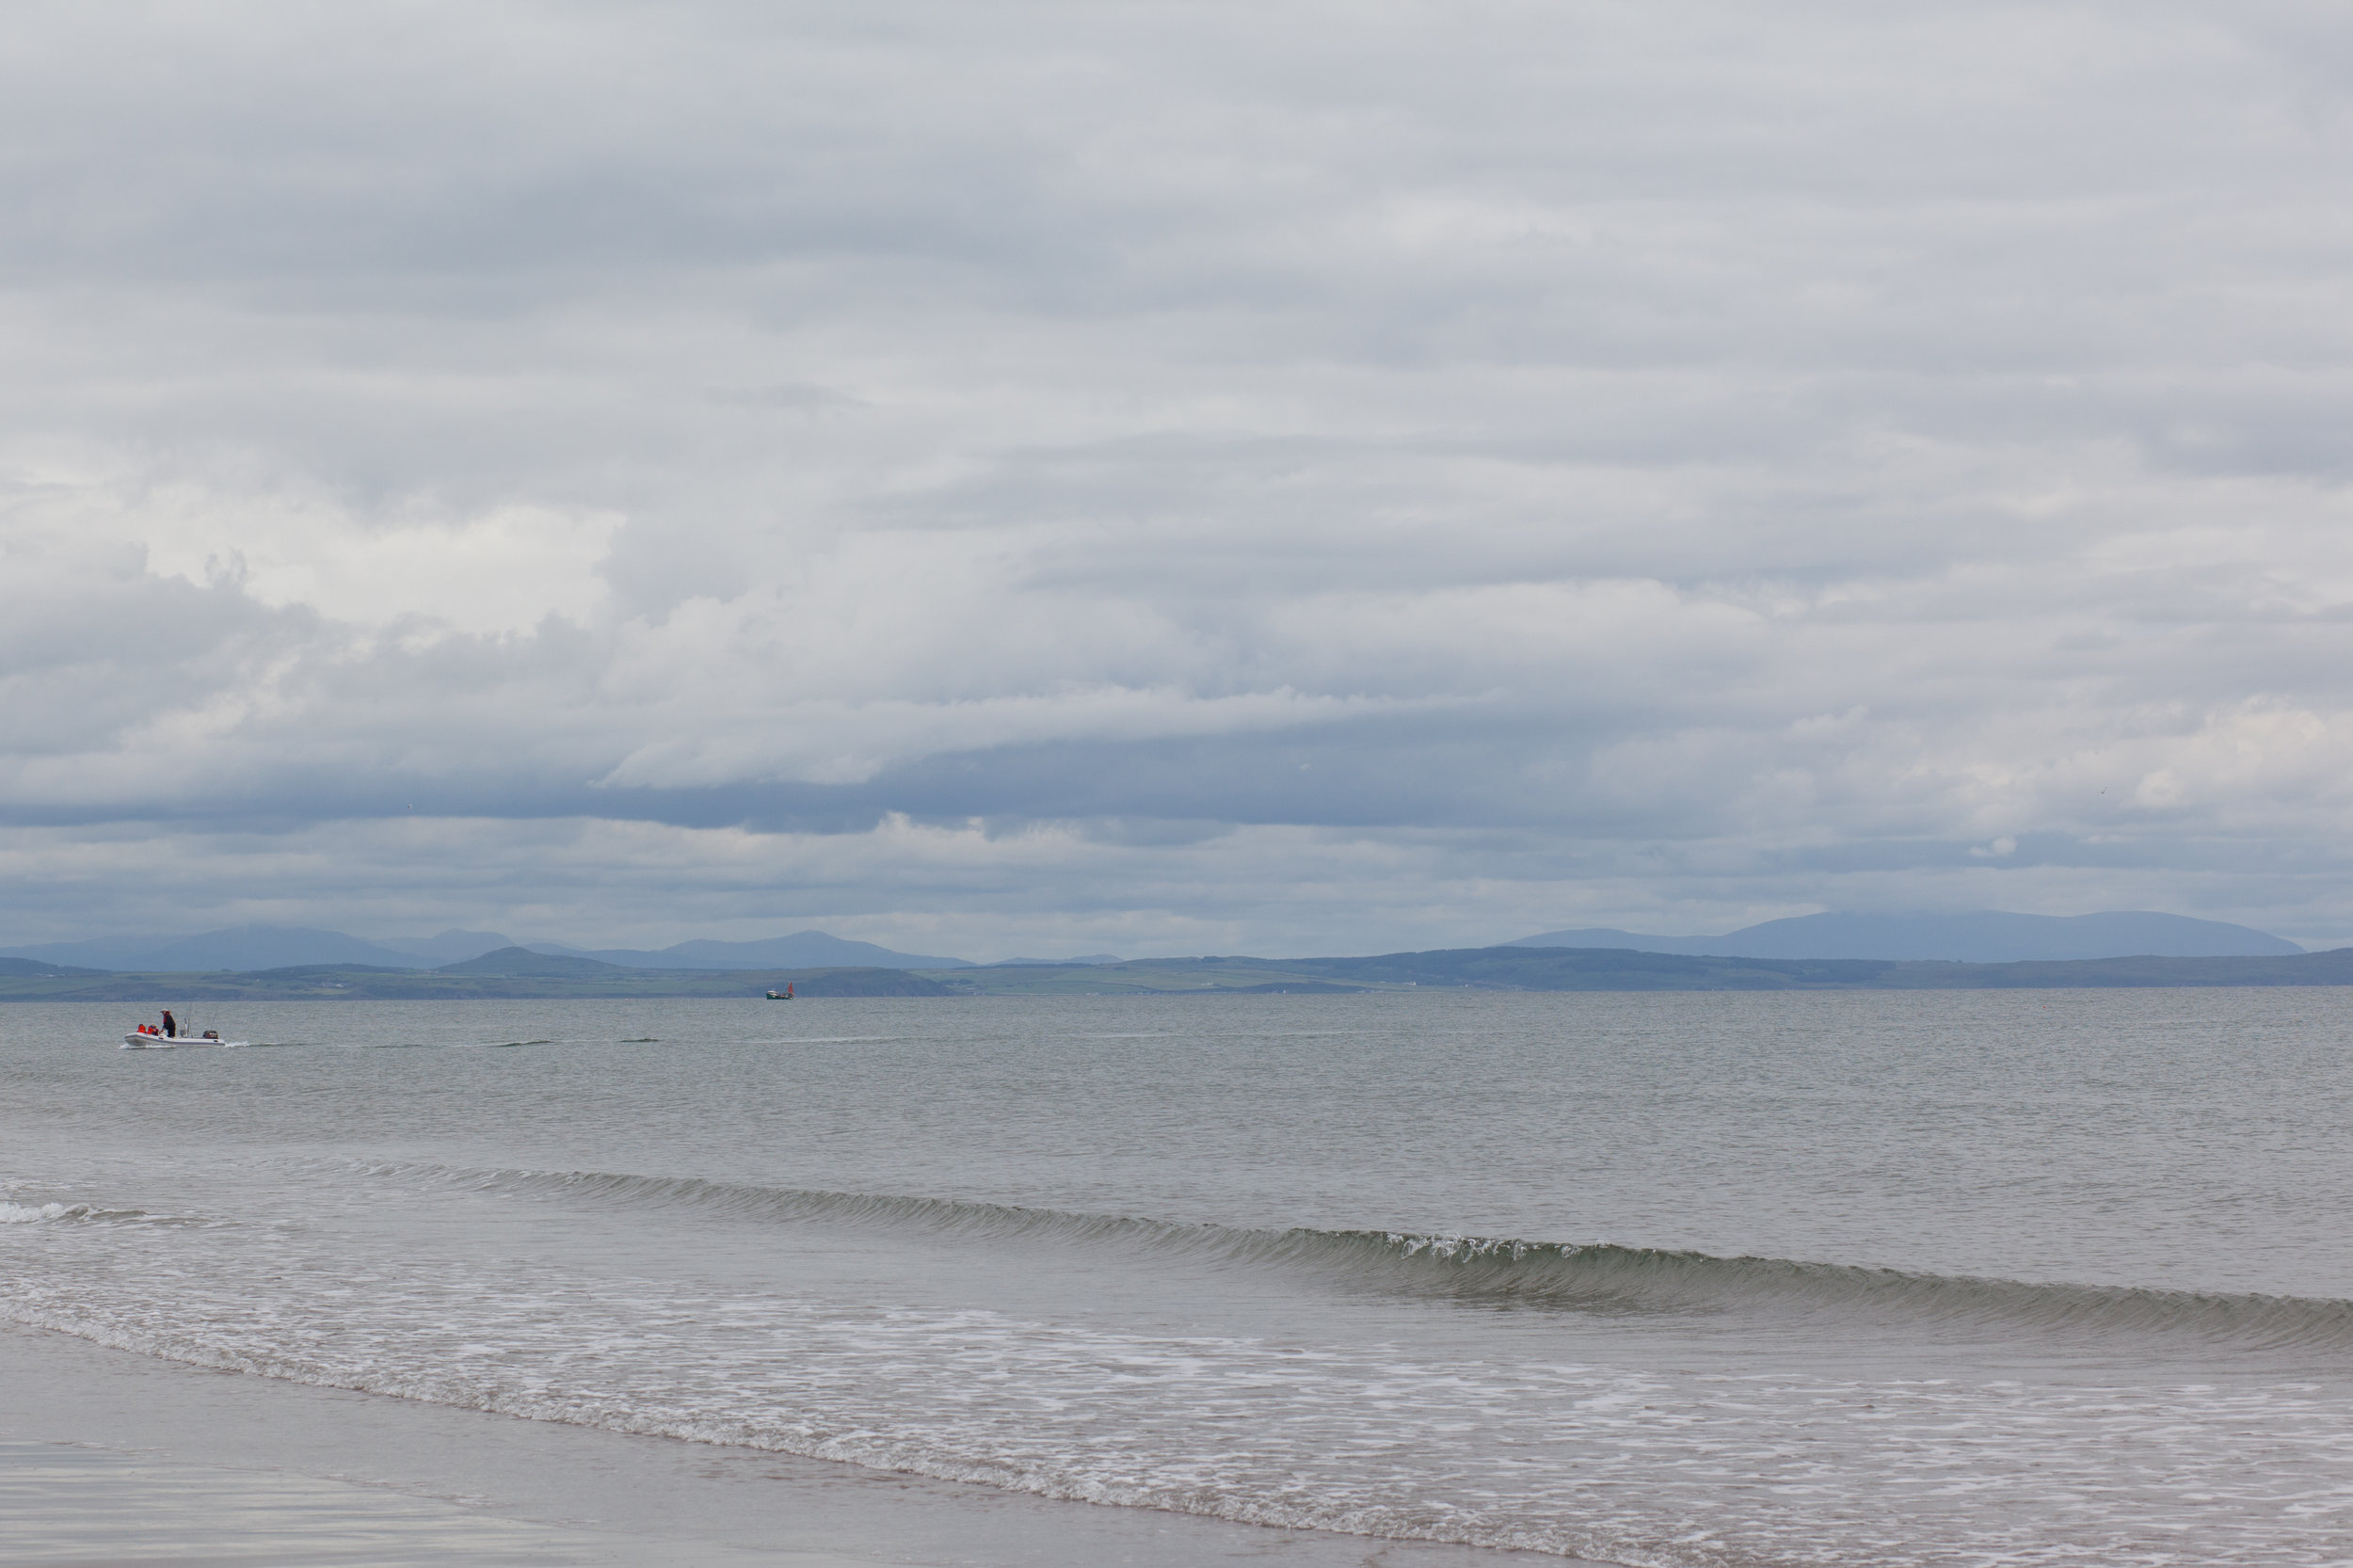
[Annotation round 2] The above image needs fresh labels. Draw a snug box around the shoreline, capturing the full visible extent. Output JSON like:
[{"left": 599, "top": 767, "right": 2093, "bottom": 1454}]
[
  {"left": 0, "top": 1321, "right": 1582, "bottom": 1568},
  {"left": 1, "top": 1437, "right": 814, "bottom": 1568}
]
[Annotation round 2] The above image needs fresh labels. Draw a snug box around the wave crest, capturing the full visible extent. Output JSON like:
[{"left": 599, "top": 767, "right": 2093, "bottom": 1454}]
[
  {"left": 0, "top": 1200, "right": 148, "bottom": 1224},
  {"left": 363, "top": 1162, "right": 2353, "bottom": 1353}
]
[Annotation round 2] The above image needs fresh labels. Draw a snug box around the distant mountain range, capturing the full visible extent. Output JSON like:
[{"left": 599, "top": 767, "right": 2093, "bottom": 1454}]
[
  {"left": 17, "top": 943, "right": 2353, "bottom": 1001},
  {"left": 1507, "top": 910, "right": 2304, "bottom": 963},
  {"left": 438, "top": 947, "right": 633, "bottom": 977},
  {"left": 376, "top": 930, "right": 519, "bottom": 966},
  {"left": 986, "top": 953, "right": 1124, "bottom": 968},
  {"left": 0, "top": 923, "right": 975, "bottom": 973},
  {"left": 0, "top": 910, "right": 2313, "bottom": 977},
  {"left": 523, "top": 932, "right": 974, "bottom": 970},
  {"left": 0, "top": 956, "right": 104, "bottom": 977}
]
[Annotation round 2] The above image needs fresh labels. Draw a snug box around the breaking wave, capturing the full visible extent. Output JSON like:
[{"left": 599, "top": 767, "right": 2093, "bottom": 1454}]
[
  {"left": 0, "top": 1202, "right": 82, "bottom": 1224},
  {"left": 0, "top": 1200, "right": 151, "bottom": 1224},
  {"left": 368, "top": 1162, "right": 2353, "bottom": 1354}
]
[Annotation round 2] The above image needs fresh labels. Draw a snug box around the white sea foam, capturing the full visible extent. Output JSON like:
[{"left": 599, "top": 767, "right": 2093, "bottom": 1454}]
[
  {"left": 0, "top": 1202, "right": 73, "bottom": 1224},
  {"left": 8, "top": 1185, "right": 2353, "bottom": 1567}
]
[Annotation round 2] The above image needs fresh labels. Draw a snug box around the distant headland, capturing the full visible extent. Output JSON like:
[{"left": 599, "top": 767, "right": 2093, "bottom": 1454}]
[
  {"left": 1504, "top": 909, "right": 2304, "bottom": 964},
  {"left": 0, "top": 907, "right": 2322, "bottom": 983},
  {"left": 3, "top": 926, "right": 2351, "bottom": 1001}
]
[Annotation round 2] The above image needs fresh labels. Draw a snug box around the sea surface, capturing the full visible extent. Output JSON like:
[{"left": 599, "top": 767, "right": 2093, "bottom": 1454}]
[{"left": 4, "top": 988, "right": 2351, "bottom": 1567}]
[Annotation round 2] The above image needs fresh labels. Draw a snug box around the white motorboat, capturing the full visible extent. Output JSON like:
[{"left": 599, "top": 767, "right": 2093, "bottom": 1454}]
[{"left": 122, "top": 1019, "right": 243, "bottom": 1048}]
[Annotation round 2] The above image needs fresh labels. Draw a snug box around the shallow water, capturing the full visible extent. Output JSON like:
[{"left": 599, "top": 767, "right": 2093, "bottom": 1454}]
[{"left": 4, "top": 989, "right": 2350, "bottom": 1566}]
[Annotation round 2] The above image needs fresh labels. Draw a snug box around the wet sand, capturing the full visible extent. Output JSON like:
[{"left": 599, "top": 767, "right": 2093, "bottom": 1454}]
[
  {"left": 0, "top": 1439, "right": 833, "bottom": 1568},
  {"left": 0, "top": 1322, "right": 1579, "bottom": 1568}
]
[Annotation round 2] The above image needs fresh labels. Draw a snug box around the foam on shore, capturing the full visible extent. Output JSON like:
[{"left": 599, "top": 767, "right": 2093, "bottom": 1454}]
[{"left": 0, "top": 1322, "right": 1557, "bottom": 1568}]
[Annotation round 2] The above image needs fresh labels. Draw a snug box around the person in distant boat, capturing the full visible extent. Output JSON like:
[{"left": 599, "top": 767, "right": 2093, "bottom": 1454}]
[{"left": 160, "top": 1010, "right": 177, "bottom": 1039}]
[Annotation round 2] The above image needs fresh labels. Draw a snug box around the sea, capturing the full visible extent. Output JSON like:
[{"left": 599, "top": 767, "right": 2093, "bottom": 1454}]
[{"left": 4, "top": 988, "right": 2351, "bottom": 1567}]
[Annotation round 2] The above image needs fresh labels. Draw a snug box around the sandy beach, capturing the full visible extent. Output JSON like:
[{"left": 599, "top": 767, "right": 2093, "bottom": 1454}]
[
  {"left": 2, "top": 1437, "right": 792, "bottom": 1568},
  {"left": 0, "top": 1320, "right": 1571, "bottom": 1568},
  {"left": 0, "top": 1323, "right": 876, "bottom": 1568}
]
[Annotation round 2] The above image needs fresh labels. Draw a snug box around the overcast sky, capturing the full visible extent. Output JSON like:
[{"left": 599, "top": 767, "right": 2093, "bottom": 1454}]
[{"left": 5, "top": 1, "right": 2352, "bottom": 958}]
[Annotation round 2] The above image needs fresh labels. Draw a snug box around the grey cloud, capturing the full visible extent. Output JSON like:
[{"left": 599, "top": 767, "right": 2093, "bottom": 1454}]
[{"left": 4, "top": 0, "right": 2352, "bottom": 951}]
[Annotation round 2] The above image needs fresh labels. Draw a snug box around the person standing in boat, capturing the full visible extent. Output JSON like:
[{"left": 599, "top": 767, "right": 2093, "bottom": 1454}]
[{"left": 160, "top": 1009, "right": 177, "bottom": 1039}]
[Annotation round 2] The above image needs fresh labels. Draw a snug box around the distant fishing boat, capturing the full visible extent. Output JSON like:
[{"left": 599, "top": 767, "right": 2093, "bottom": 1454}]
[{"left": 764, "top": 983, "right": 795, "bottom": 1000}]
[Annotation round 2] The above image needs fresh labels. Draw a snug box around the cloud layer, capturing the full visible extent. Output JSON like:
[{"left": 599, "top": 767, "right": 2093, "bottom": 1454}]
[{"left": 5, "top": 1, "right": 2353, "bottom": 954}]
